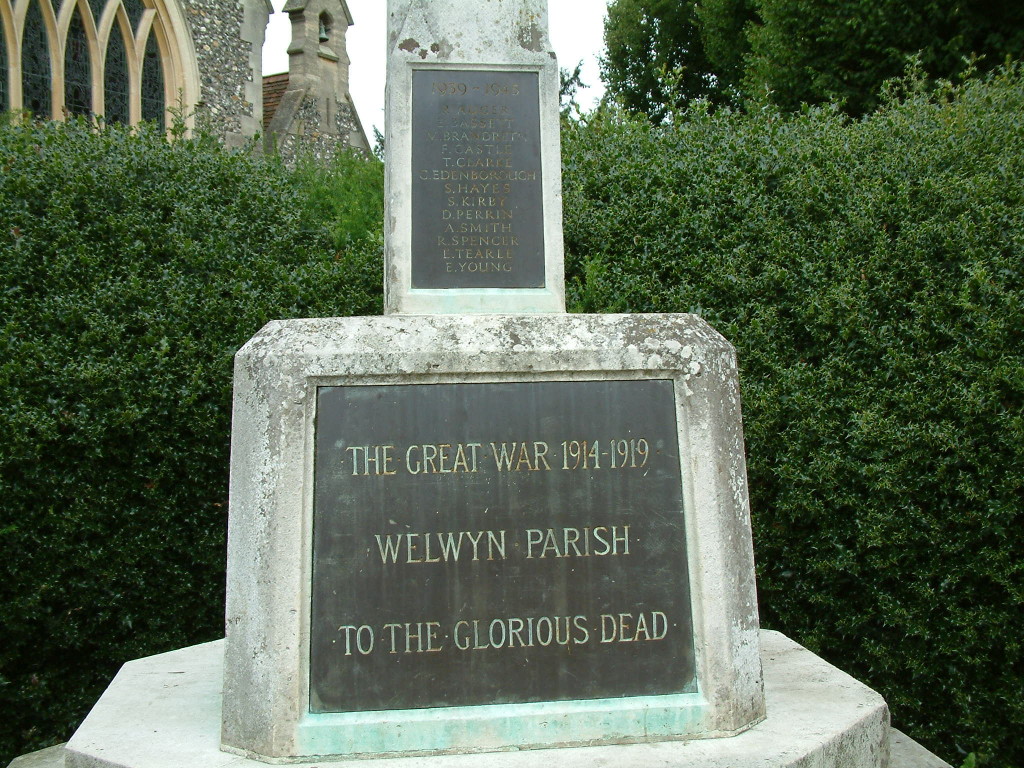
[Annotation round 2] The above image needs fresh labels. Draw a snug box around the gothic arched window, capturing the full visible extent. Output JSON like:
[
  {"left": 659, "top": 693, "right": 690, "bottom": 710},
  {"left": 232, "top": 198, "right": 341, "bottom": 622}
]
[
  {"left": 140, "top": 31, "right": 163, "bottom": 127},
  {"left": 64, "top": 4, "right": 91, "bottom": 117},
  {"left": 103, "top": 17, "right": 130, "bottom": 124},
  {"left": 21, "top": 0, "right": 51, "bottom": 118},
  {"left": 0, "top": 0, "right": 190, "bottom": 128}
]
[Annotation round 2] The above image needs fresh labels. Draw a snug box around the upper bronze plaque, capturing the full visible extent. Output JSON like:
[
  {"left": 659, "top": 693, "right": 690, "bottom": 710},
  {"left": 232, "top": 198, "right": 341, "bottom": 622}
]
[
  {"left": 411, "top": 70, "right": 545, "bottom": 289},
  {"left": 310, "top": 379, "right": 695, "bottom": 713}
]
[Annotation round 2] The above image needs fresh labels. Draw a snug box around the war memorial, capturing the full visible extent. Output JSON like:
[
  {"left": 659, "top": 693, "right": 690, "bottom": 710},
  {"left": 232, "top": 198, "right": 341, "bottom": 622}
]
[{"left": 11, "top": 2, "right": 952, "bottom": 767}]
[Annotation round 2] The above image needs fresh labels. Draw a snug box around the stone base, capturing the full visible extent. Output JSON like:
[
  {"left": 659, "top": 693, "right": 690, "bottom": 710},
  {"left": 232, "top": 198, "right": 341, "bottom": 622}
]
[
  {"left": 223, "top": 313, "right": 766, "bottom": 758},
  {"left": 8, "top": 732, "right": 956, "bottom": 768},
  {"left": 50, "top": 630, "right": 919, "bottom": 767},
  {"left": 7, "top": 745, "right": 66, "bottom": 768},
  {"left": 890, "top": 731, "right": 955, "bottom": 768}
]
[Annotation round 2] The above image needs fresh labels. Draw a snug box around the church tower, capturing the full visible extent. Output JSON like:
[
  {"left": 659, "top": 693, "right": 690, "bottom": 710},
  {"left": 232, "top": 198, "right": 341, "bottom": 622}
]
[{"left": 262, "top": 0, "right": 368, "bottom": 159}]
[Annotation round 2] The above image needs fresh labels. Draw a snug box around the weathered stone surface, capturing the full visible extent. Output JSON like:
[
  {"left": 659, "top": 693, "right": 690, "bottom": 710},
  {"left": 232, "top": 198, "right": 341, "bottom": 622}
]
[
  {"left": 5, "top": 744, "right": 65, "bottom": 768},
  {"left": 384, "top": 0, "right": 565, "bottom": 314},
  {"left": 64, "top": 631, "right": 895, "bottom": 768},
  {"left": 28, "top": 726, "right": 955, "bottom": 768},
  {"left": 890, "top": 730, "right": 955, "bottom": 768},
  {"left": 183, "top": 0, "right": 267, "bottom": 145},
  {"left": 221, "top": 313, "right": 763, "bottom": 759}
]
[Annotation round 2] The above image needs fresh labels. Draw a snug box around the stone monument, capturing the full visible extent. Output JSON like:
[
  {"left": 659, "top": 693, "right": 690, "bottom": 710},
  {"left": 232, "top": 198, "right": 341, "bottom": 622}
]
[
  {"left": 41, "top": 1, "right": 950, "bottom": 767},
  {"left": 382, "top": 0, "right": 565, "bottom": 314},
  {"left": 218, "top": 3, "right": 766, "bottom": 756}
]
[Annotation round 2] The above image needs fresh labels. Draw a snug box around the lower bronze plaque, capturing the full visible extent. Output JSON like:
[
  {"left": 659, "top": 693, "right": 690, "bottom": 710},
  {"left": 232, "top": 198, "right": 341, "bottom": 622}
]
[{"left": 310, "top": 380, "right": 695, "bottom": 713}]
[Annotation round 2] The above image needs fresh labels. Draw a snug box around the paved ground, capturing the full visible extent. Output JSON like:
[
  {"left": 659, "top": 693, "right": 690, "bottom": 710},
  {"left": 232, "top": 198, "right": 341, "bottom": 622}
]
[{"left": 8, "top": 729, "right": 954, "bottom": 768}]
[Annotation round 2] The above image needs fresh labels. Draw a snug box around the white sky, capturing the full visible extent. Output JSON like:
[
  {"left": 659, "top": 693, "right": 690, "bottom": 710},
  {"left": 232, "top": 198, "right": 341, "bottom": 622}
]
[{"left": 262, "top": 1, "right": 610, "bottom": 138}]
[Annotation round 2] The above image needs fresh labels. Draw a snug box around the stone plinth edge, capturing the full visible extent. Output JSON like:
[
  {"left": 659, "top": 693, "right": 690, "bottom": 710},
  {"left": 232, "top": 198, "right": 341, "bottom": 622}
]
[
  {"left": 17, "top": 727, "right": 957, "bottom": 768},
  {"left": 63, "top": 631, "right": 894, "bottom": 768}
]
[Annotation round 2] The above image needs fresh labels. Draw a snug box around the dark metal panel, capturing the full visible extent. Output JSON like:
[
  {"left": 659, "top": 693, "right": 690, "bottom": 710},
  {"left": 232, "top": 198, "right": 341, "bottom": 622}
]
[
  {"left": 310, "top": 380, "right": 695, "bottom": 713},
  {"left": 411, "top": 69, "right": 545, "bottom": 289}
]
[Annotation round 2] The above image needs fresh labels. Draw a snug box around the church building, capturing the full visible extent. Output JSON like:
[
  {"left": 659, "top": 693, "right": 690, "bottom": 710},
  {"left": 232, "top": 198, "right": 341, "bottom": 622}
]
[{"left": 0, "top": 0, "right": 367, "bottom": 158}]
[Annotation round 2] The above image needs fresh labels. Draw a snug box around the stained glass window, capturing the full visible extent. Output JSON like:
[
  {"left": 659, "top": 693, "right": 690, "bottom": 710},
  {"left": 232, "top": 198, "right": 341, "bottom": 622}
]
[
  {"left": 2, "top": 0, "right": 187, "bottom": 129},
  {"left": 122, "top": 0, "right": 145, "bottom": 33},
  {"left": 103, "top": 20, "right": 129, "bottom": 124},
  {"left": 86, "top": 0, "right": 106, "bottom": 27},
  {"left": 1, "top": 26, "right": 8, "bottom": 112},
  {"left": 141, "top": 31, "right": 163, "bottom": 127},
  {"left": 21, "top": 0, "right": 51, "bottom": 118},
  {"left": 64, "top": 6, "right": 92, "bottom": 116}
]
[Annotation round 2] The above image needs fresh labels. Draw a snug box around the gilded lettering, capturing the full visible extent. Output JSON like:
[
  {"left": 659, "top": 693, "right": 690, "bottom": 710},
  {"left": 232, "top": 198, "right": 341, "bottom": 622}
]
[
  {"left": 345, "top": 445, "right": 397, "bottom": 476},
  {"left": 338, "top": 625, "right": 374, "bottom": 656},
  {"left": 523, "top": 525, "right": 630, "bottom": 558},
  {"left": 406, "top": 443, "right": 481, "bottom": 474},
  {"left": 373, "top": 529, "right": 507, "bottom": 564},
  {"left": 490, "top": 441, "right": 551, "bottom": 472},
  {"left": 599, "top": 611, "right": 669, "bottom": 643}
]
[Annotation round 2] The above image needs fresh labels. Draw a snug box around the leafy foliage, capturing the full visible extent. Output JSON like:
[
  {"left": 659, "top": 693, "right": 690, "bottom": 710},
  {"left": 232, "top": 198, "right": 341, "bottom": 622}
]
[
  {"left": 745, "top": 0, "right": 1024, "bottom": 114},
  {"left": 697, "top": 0, "right": 756, "bottom": 98},
  {"left": 0, "top": 118, "right": 382, "bottom": 763},
  {"left": 560, "top": 60, "right": 587, "bottom": 117},
  {"left": 562, "top": 67, "right": 1024, "bottom": 767},
  {"left": 603, "top": 0, "right": 1024, "bottom": 118},
  {"left": 602, "top": 0, "right": 731, "bottom": 121},
  {"left": 2, "top": 59, "right": 1023, "bottom": 768},
  {"left": 291, "top": 148, "right": 384, "bottom": 253}
]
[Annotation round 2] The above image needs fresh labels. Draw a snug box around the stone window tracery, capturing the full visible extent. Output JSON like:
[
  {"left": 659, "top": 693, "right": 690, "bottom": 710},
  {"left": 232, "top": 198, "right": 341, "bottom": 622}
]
[
  {"left": 121, "top": 0, "right": 144, "bottom": 31},
  {"left": 85, "top": 0, "right": 104, "bottom": 22},
  {"left": 0, "top": 0, "right": 188, "bottom": 126}
]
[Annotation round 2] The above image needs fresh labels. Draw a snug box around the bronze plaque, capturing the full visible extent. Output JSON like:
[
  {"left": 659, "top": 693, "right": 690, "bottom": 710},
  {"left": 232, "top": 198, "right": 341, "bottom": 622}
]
[
  {"left": 411, "top": 69, "right": 545, "bottom": 289},
  {"left": 310, "top": 380, "right": 695, "bottom": 713}
]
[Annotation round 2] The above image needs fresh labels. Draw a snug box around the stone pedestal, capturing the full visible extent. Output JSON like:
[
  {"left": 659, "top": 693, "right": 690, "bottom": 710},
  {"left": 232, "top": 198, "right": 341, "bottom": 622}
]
[
  {"left": 221, "top": 313, "right": 764, "bottom": 760},
  {"left": 384, "top": 0, "right": 566, "bottom": 314},
  {"left": 62, "top": 631, "right": 892, "bottom": 768}
]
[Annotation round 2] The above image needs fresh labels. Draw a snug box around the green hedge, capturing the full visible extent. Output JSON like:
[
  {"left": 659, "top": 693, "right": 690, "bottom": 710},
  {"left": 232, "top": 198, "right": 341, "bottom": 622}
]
[
  {"left": 0, "top": 119, "right": 382, "bottom": 763},
  {"left": 561, "top": 67, "right": 1023, "bottom": 767},
  {"left": 3, "top": 67, "right": 1022, "bottom": 768}
]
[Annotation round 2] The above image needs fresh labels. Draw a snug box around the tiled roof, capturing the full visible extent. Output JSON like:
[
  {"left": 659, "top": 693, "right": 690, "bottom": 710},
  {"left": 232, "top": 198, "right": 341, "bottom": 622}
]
[{"left": 263, "top": 73, "right": 290, "bottom": 130}]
